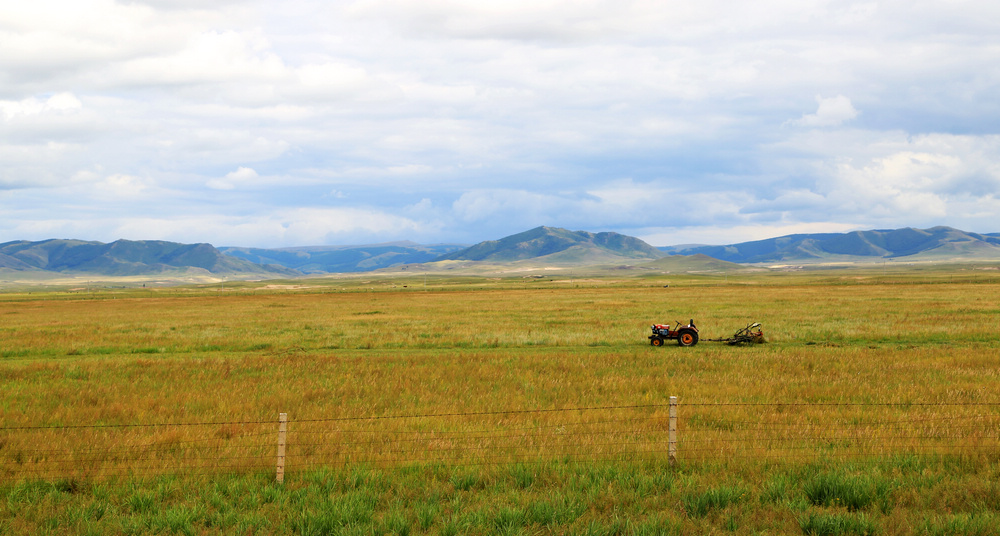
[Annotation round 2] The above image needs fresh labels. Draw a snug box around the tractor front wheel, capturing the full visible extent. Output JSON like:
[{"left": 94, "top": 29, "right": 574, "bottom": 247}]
[
  {"left": 677, "top": 330, "right": 699, "bottom": 347},
  {"left": 650, "top": 337, "right": 664, "bottom": 347}
]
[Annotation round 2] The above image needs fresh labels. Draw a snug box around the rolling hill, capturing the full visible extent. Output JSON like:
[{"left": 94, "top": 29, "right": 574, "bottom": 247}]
[
  {"left": 642, "top": 253, "right": 751, "bottom": 273},
  {"left": 661, "top": 226, "right": 1000, "bottom": 263},
  {"left": 0, "top": 239, "right": 299, "bottom": 277},
  {"left": 434, "top": 226, "right": 665, "bottom": 264}
]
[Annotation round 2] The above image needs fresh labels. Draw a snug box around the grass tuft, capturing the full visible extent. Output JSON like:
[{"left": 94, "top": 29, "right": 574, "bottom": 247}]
[
  {"left": 802, "top": 472, "right": 894, "bottom": 513},
  {"left": 798, "top": 512, "right": 879, "bottom": 536},
  {"left": 450, "top": 472, "right": 480, "bottom": 492},
  {"left": 682, "top": 485, "right": 748, "bottom": 518}
]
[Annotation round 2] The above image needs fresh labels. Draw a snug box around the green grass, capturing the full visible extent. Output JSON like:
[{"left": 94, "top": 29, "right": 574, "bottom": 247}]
[{"left": 1, "top": 458, "right": 997, "bottom": 535}]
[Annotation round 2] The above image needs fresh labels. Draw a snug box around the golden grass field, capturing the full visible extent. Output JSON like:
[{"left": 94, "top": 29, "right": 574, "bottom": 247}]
[{"left": 1, "top": 266, "right": 998, "bottom": 534}]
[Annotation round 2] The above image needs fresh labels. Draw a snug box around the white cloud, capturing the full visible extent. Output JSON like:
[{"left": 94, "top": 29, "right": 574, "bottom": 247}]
[
  {"left": 1, "top": 0, "right": 999, "bottom": 247},
  {"left": 207, "top": 166, "right": 259, "bottom": 190},
  {"left": 226, "top": 166, "right": 259, "bottom": 180},
  {"left": 789, "top": 95, "right": 859, "bottom": 127},
  {"left": 94, "top": 173, "right": 154, "bottom": 198},
  {"left": 287, "top": 62, "right": 378, "bottom": 101},
  {"left": 747, "top": 132, "right": 1000, "bottom": 232},
  {"left": 109, "top": 30, "right": 287, "bottom": 88},
  {"left": 823, "top": 150, "right": 964, "bottom": 221},
  {"left": 0, "top": 92, "right": 82, "bottom": 119}
]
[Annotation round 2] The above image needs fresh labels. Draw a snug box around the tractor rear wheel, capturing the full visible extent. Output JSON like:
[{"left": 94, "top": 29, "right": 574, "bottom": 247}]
[
  {"left": 650, "top": 337, "right": 664, "bottom": 347},
  {"left": 677, "top": 330, "right": 698, "bottom": 347}
]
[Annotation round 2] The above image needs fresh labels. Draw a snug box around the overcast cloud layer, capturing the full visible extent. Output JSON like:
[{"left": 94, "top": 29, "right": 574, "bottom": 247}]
[{"left": 2, "top": 0, "right": 999, "bottom": 248}]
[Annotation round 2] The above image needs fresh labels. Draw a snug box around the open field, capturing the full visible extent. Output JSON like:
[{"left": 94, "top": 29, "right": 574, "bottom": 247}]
[{"left": 1, "top": 267, "right": 999, "bottom": 534}]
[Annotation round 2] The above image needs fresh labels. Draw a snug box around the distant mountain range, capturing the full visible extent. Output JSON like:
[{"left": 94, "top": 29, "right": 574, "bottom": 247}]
[
  {"left": 220, "top": 242, "right": 465, "bottom": 274},
  {"left": 0, "top": 239, "right": 299, "bottom": 277},
  {"left": 660, "top": 226, "right": 1000, "bottom": 263},
  {"left": 434, "top": 226, "right": 664, "bottom": 264},
  {"left": 2, "top": 226, "right": 997, "bottom": 278}
]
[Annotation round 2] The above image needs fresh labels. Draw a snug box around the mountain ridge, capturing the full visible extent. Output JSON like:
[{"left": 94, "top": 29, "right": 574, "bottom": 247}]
[
  {"left": 3, "top": 225, "right": 998, "bottom": 278},
  {"left": 0, "top": 239, "right": 299, "bottom": 277},
  {"left": 660, "top": 226, "right": 1000, "bottom": 263}
]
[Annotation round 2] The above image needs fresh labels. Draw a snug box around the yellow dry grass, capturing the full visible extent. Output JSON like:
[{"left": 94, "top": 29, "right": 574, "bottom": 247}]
[{"left": 1, "top": 271, "right": 998, "bottom": 481}]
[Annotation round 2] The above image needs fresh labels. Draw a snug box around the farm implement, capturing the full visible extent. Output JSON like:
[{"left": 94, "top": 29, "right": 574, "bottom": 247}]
[{"left": 649, "top": 320, "right": 764, "bottom": 347}]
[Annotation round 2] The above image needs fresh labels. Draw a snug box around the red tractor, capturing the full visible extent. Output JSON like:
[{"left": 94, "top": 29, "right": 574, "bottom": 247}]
[{"left": 649, "top": 319, "right": 699, "bottom": 347}]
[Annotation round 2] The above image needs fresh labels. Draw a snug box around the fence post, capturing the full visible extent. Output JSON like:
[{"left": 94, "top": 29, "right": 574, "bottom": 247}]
[
  {"left": 668, "top": 396, "right": 677, "bottom": 466},
  {"left": 276, "top": 412, "right": 287, "bottom": 484}
]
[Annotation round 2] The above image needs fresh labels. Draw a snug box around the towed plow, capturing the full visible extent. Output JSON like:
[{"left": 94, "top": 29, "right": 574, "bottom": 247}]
[
  {"left": 704, "top": 322, "right": 765, "bottom": 345},
  {"left": 649, "top": 320, "right": 764, "bottom": 347}
]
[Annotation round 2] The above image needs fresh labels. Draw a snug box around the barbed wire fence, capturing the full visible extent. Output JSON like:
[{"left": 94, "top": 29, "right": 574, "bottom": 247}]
[{"left": 2, "top": 400, "right": 998, "bottom": 483}]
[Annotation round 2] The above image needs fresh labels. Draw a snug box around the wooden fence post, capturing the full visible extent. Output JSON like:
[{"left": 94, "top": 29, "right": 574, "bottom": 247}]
[
  {"left": 668, "top": 396, "right": 677, "bottom": 466},
  {"left": 277, "top": 413, "right": 287, "bottom": 484}
]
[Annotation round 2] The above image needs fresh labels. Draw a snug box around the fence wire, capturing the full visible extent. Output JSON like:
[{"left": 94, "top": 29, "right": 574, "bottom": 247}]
[{"left": 2, "top": 402, "right": 998, "bottom": 483}]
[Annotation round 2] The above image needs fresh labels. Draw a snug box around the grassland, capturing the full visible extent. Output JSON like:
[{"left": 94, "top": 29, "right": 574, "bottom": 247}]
[{"left": 1, "top": 266, "right": 999, "bottom": 534}]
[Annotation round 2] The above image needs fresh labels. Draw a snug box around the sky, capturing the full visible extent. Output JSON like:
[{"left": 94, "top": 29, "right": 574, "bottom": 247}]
[{"left": 2, "top": 0, "right": 999, "bottom": 248}]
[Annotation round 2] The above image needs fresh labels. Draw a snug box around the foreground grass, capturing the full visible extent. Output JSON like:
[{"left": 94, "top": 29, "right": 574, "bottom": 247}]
[
  {"left": 1, "top": 269, "right": 999, "bottom": 533},
  {"left": 2, "top": 455, "right": 998, "bottom": 535}
]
